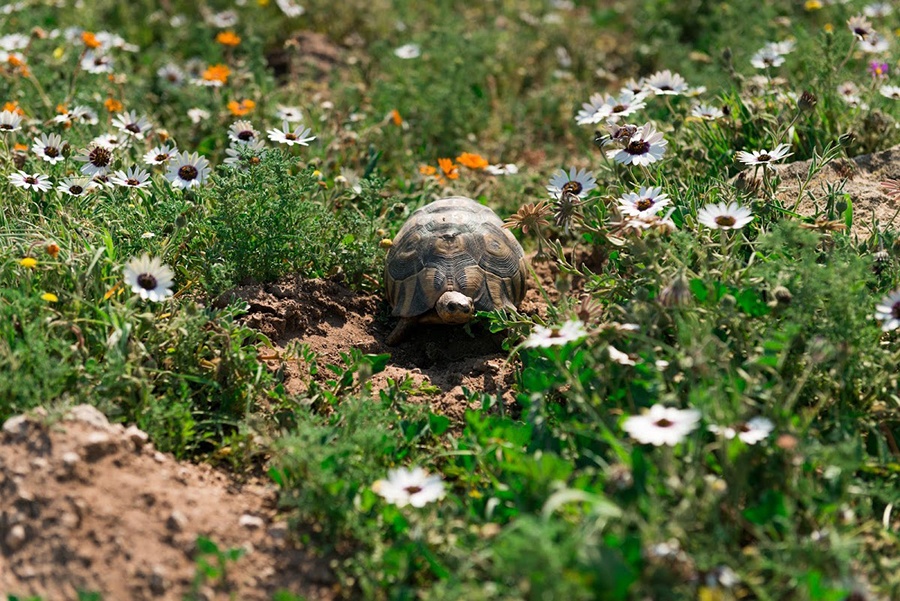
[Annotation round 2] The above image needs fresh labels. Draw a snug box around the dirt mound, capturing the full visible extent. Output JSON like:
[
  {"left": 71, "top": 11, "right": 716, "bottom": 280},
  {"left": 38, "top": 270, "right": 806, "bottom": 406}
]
[
  {"left": 771, "top": 145, "right": 900, "bottom": 237},
  {"left": 0, "top": 406, "right": 335, "bottom": 601},
  {"left": 217, "top": 256, "right": 565, "bottom": 420}
]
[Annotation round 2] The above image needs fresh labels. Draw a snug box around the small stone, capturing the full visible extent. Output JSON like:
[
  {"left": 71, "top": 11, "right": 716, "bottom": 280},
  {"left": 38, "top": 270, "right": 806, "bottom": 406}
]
[
  {"left": 149, "top": 565, "right": 168, "bottom": 595},
  {"left": 61, "top": 451, "right": 80, "bottom": 467},
  {"left": 81, "top": 431, "right": 118, "bottom": 462},
  {"left": 66, "top": 405, "right": 110, "bottom": 430},
  {"left": 124, "top": 425, "right": 149, "bottom": 450},
  {"left": 166, "top": 511, "right": 188, "bottom": 532},
  {"left": 239, "top": 514, "right": 265, "bottom": 529},
  {"left": 268, "top": 522, "right": 288, "bottom": 540},
  {"left": 5, "top": 524, "right": 27, "bottom": 551},
  {"left": 30, "top": 457, "right": 48, "bottom": 471},
  {"left": 60, "top": 511, "right": 80, "bottom": 529},
  {"left": 153, "top": 451, "right": 167, "bottom": 463},
  {"left": 2, "top": 415, "right": 31, "bottom": 440}
]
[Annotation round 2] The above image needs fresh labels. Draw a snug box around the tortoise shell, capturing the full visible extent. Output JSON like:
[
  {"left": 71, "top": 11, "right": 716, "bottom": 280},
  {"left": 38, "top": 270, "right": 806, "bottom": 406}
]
[{"left": 385, "top": 197, "right": 527, "bottom": 319}]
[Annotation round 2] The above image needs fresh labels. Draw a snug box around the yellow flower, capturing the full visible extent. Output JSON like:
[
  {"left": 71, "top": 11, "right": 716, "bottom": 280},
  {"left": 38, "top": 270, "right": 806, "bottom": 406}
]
[
  {"left": 216, "top": 31, "right": 241, "bottom": 46},
  {"left": 824, "top": 23, "right": 834, "bottom": 34},
  {"left": 804, "top": 0, "right": 822, "bottom": 10},
  {"left": 19, "top": 257, "right": 37, "bottom": 268},
  {"left": 41, "top": 293, "right": 58, "bottom": 302},
  {"left": 257, "top": 0, "right": 270, "bottom": 5}
]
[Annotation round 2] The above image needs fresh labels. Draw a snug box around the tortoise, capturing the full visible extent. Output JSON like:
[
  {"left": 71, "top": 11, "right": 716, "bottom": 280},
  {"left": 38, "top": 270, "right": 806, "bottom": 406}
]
[{"left": 384, "top": 196, "right": 527, "bottom": 345}]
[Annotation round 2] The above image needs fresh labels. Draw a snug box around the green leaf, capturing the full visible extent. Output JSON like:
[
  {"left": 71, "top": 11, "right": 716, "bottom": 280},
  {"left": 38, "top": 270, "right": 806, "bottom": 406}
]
[
  {"left": 689, "top": 278, "right": 708, "bottom": 302},
  {"left": 428, "top": 412, "right": 451, "bottom": 435}
]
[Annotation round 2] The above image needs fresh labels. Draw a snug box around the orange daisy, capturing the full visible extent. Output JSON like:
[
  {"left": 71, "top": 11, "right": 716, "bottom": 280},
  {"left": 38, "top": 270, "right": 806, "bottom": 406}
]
[
  {"left": 227, "top": 99, "right": 256, "bottom": 116},
  {"left": 216, "top": 31, "right": 241, "bottom": 46},
  {"left": 456, "top": 152, "right": 489, "bottom": 170},
  {"left": 202, "top": 64, "right": 231, "bottom": 85},
  {"left": 438, "top": 158, "right": 459, "bottom": 180}
]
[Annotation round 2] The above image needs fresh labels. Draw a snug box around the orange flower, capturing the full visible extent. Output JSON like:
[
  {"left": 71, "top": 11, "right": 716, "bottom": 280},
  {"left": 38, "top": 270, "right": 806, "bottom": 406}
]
[
  {"left": 456, "top": 152, "right": 489, "bottom": 170},
  {"left": 13, "top": 143, "right": 28, "bottom": 153},
  {"left": 202, "top": 64, "right": 231, "bottom": 84},
  {"left": 389, "top": 109, "right": 402, "bottom": 126},
  {"left": 438, "top": 158, "right": 459, "bottom": 180},
  {"left": 104, "top": 98, "right": 123, "bottom": 112},
  {"left": 216, "top": 31, "right": 241, "bottom": 46},
  {"left": 3, "top": 101, "right": 25, "bottom": 115},
  {"left": 227, "top": 99, "right": 256, "bottom": 116},
  {"left": 55, "top": 103, "right": 68, "bottom": 114},
  {"left": 419, "top": 165, "right": 437, "bottom": 176},
  {"left": 45, "top": 242, "right": 60, "bottom": 258},
  {"left": 81, "top": 31, "right": 102, "bottom": 49}
]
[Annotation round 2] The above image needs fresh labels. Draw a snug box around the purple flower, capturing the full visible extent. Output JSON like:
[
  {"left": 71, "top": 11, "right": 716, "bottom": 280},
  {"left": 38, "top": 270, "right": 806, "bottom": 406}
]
[{"left": 869, "top": 61, "right": 889, "bottom": 79}]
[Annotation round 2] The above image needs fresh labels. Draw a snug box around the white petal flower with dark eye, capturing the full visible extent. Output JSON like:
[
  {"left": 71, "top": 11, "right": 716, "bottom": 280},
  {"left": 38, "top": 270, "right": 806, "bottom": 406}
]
[
  {"left": 207, "top": 9, "right": 239, "bottom": 27},
  {"left": 275, "top": 105, "right": 304, "bottom": 122},
  {"left": 691, "top": 104, "right": 724, "bottom": 120},
  {"left": 143, "top": 144, "right": 178, "bottom": 166},
  {"left": 0, "top": 109, "right": 23, "bottom": 132},
  {"left": 228, "top": 120, "right": 260, "bottom": 145},
  {"left": 72, "top": 105, "right": 99, "bottom": 125},
  {"left": 859, "top": 33, "right": 889, "bottom": 54},
  {"left": 74, "top": 144, "right": 114, "bottom": 176},
  {"left": 57, "top": 176, "right": 97, "bottom": 197},
  {"left": 708, "top": 417, "right": 774, "bottom": 445},
  {"left": 750, "top": 47, "right": 786, "bottom": 69},
  {"left": 372, "top": 467, "right": 445, "bottom": 508},
  {"left": 837, "top": 81, "right": 862, "bottom": 106},
  {"left": 484, "top": 163, "right": 518, "bottom": 175},
  {"left": 81, "top": 50, "right": 114, "bottom": 74},
  {"left": 523, "top": 319, "right": 589, "bottom": 348},
  {"left": 621, "top": 77, "right": 645, "bottom": 95},
  {"left": 92, "top": 133, "right": 129, "bottom": 151},
  {"left": 764, "top": 40, "right": 795, "bottom": 55},
  {"left": 735, "top": 143, "right": 792, "bottom": 168},
  {"left": 187, "top": 107, "right": 211, "bottom": 124},
  {"left": 32, "top": 133, "right": 66, "bottom": 165},
  {"left": 165, "top": 151, "right": 211, "bottom": 189},
  {"left": 157, "top": 63, "right": 186, "bottom": 86},
  {"left": 847, "top": 15, "right": 874, "bottom": 41},
  {"left": 617, "top": 186, "right": 671, "bottom": 217},
  {"left": 643, "top": 69, "right": 690, "bottom": 95},
  {"left": 9, "top": 171, "right": 52, "bottom": 192},
  {"left": 266, "top": 121, "right": 316, "bottom": 146},
  {"left": 547, "top": 166, "right": 597, "bottom": 199},
  {"left": 608, "top": 122, "right": 668, "bottom": 166},
  {"left": 578, "top": 89, "right": 647, "bottom": 125},
  {"left": 575, "top": 92, "right": 608, "bottom": 125},
  {"left": 110, "top": 165, "right": 152, "bottom": 189},
  {"left": 879, "top": 85, "right": 900, "bottom": 100},
  {"left": 123, "top": 254, "right": 175, "bottom": 302},
  {"left": 393, "top": 43, "right": 421, "bottom": 59},
  {"left": 112, "top": 110, "right": 153, "bottom": 139},
  {"left": 275, "top": 0, "right": 305, "bottom": 17},
  {"left": 875, "top": 289, "right": 900, "bottom": 331},
  {"left": 696, "top": 202, "right": 754, "bottom": 230},
  {"left": 622, "top": 404, "right": 701, "bottom": 446},
  {"left": 223, "top": 139, "right": 267, "bottom": 169}
]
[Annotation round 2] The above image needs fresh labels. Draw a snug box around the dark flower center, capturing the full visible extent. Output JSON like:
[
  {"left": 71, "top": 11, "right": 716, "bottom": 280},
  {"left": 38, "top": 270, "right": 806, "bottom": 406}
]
[
  {"left": 136, "top": 273, "right": 157, "bottom": 290},
  {"left": 715, "top": 215, "right": 736, "bottom": 227},
  {"left": 892, "top": 301, "right": 900, "bottom": 319},
  {"left": 612, "top": 104, "right": 627, "bottom": 113},
  {"left": 285, "top": 133, "right": 297, "bottom": 141},
  {"left": 654, "top": 418, "right": 674, "bottom": 428},
  {"left": 237, "top": 130, "right": 254, "bottom": 141},
  {"left": 626, "top": 140, "right": 650, "bottom": 155},
  {"left": 249, "top": 156, "right": 261, "bottom": 165},
  {"left": 404, "top": 485, "right": 423, "bottom": 495},
  {"left": 658, "top": 85, "right": 673, "bottom": 91},
  {"left": 25, "top": 176, "right": 37, "bottom": 185},
  {"left": 178, "top": 165, "right": 199, "bottom": 181},
  {"left": 0, "top": 124, "right": 13, "bottom": 130},
  {"left": 562, "top": 181, "right": 583, "bottom": 196},
  {"left": 125, "top": 123, "right": 141, "bottom": 134},
  {"left": 89, "top": 147, "right": 112, "bottom": 167},
  {"left": 854, "top": 27, "right": 868, "bottom": 37},
  {"left": 154, "top": 153, "right": 168, "bottom": 162},
  {"left": 757, "top": 153, "right": 771, "bottom": 162},
  {"left": 126, "top": 178, "right": 140, "bottom": 186},
  {"left": 737, "top": 423, "right": 751, "bottom": 433},
  {"left": 70, "top": 185, "right": 84, "bottom": 195},
  {"left": 636, "top": 198, "right": 654, "bottom": 211},
  {"left": 44, "top": 146, "right": 59, "bottom": 158}
]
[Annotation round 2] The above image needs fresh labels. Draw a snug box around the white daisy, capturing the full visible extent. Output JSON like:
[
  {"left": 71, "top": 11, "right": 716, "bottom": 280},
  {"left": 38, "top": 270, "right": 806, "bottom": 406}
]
[
  {"left": 859, "top": 32, "right": 889, "bottom": 54},
  {"left": 696, "top": 202, "right": 754, "bottom": 230},
  {"left": 484, "top": 163, "right": 519, "bottom": 176},
  {"left": 266, "top": 121, "right": 316, "bottom": 146},
  {"left": 608, "top": 345, "right": 637, "bottom": 366},
  {"left": 275, "top": 105, "right": 304, "bottom": 122},
  {"left": 223, "top": 139, "right": 267, "bottom": 169},
  {"left": 837, "top": 81, "right": 862, "bottom": 106},
  {"left": 608, "top": 122, "right": 668, "bottom": 166},
  {"left": 228, "top": 120, "right": 261, "bottom": 145},
  {"left": 393, "top": 43, "right": 421, "bottom": 59},
  {"left": 575, "top": 89, "right": 647, "bottom": 125},
  {"left": 56, "top": 176, "right": 97, "bottom": 197},
  {"left": 708, "top": 417, "right": 774, "bottom": 445},
  {"left": 750, "top": 47, "right": 785, "bottom": 69},
  {"left": 32, "top": 133, "right": 66, "bottom": 165},
  {"left": 143, "top": 144, "right": 178, "bottom": 166},
  {"left": 206, "top": 10, "right": 239, "bottom": 28},
  {"left": 112, "top": 110, "right": 153, "bottom": 139},
  {"left": 622, "top": 404, "right": 701, "bottom": 446},
  {"left": 110, "top": 165, "right": 152, "bottom": 189},
  {"left": 9, "top": 171, "right": 52, "bottom": 192},
  {"left": 187, "top": 107, "right": 211, "bottom": 124},
  {"left": 275, "top": 0, "right": 305, "bottom": 17},
  {"left": 691, "top": 104, "right": 724, "bottom": 120},
  {"left": 863, "top": 2, "right": 893, "bottom": 18},
  {"left": 617, "top": 186, "right": 671, "bottom": 217},
  {"left": 847, "top": 15, "right": 875, "bottom": 41},
  {"left": 81, "top": 50, "right": 114, "bottom": 74},
  {"left": 71, "top": 105, "right": 99, "bottom": 125},
  {"left": 92, "top": 133, "right": 129, "bottom": 151},
  {"left": 157, "top": 63, "right": 186, "bottom": 86},
  {"left": 643, "top": 70, "right": 690, "bottom": 96},
  {"left": 372, "top": 466, "right": 445, "bottom": 508},
  {"left": 547, "top": 166, "right": 597, "bottom": 199},
  {"left": 123, "top": 254, "right": 175, "bottom": 302},
  {"left": 165, "top": 151, "right": 210, "bottom": 189},
  {"left": 523, "top": 319, "right": 589, "bottom": 348},
  {"left": 0, "top": 109, "right": 23, "bottom": 132},
  {"left": 764, "top": 40, "right": 795, "bottom": 55},
  {"left": 879, "top": 85, "right": 900, "bottom": 100},
  {"left": 73, "top": 144, "right": 114, "bottom": 176},
  {"left": 735, "top": 143, "right": 792, "bottom": 168},
  {"left": 875, "top": 289, "right": 900, "bottom": 331},
  {"left": 621, "top": 78, "right": 645, "bottom": 95}
]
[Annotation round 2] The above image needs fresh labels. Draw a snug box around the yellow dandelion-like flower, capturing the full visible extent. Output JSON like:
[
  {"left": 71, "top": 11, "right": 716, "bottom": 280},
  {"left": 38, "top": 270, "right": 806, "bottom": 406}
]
[
  {"left": 824, "top": 23, "right": 834, "bottom": 34},
  {"left": 19, "top": 257, "right": 37, "bottom": 268},
  {"left": 804, "top": 0, "right": 822, "bottom": 10},
  {"left": 41, "top": 292, "right": 58, "bottom": 302}
]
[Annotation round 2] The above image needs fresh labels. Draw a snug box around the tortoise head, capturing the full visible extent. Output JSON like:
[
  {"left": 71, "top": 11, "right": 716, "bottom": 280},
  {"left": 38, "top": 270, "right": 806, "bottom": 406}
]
[{"left": 435, "top": 291, "right": 475, "bottom": 324}]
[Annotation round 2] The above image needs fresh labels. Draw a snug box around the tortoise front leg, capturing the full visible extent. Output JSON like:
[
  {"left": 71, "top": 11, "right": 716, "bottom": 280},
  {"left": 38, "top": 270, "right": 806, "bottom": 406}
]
[{"left": 386, "top": 317, "right": 415, "bottom": 346}]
